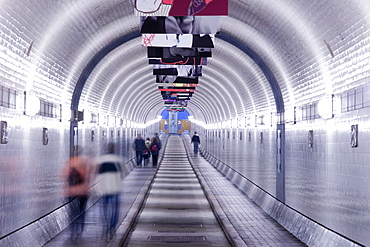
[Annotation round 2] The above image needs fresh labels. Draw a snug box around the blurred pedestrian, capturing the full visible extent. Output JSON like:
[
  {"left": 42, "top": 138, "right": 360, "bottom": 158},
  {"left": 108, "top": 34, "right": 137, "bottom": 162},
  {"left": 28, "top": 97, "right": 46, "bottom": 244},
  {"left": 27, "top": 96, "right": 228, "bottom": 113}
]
[
  {"left": 143, "top": 137, "right": 151, "bottom": 167},
  {"left": 150, "top": 137, "right": 161, "bottom": 168},
  {"left": 61, "top": 146, "right": 92, "bottom": 242},
  {"left": 95, "top": 143, "right": 123, "bottom": 240},
  {"left": 154, "top": 132, "right": 162, "bottom": 150},
  {"left": 191, "top": 132, "right": 200, "bottom": 154},
  {"left": 133, "top": 134, "right": 146, "bottom": 167}
]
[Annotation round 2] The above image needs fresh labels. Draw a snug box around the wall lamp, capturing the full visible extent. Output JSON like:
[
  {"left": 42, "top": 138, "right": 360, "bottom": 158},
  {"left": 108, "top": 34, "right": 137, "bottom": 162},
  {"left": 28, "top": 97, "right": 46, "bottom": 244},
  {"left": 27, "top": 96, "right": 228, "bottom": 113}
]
[
  {"left": 318, "top": 94, "right": 339, "bottom": 119},
  {"left": 24, "top": 91, "right": 40, "bottom": 116}
]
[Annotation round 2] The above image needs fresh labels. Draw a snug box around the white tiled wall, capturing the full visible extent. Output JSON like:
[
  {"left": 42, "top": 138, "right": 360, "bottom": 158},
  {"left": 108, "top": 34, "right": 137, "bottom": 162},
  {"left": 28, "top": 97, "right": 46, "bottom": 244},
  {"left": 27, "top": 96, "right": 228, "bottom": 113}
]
[
  {"left": 201, "top": 110, "right": 370, "bottom": 246},
  {"left": 0, "top": 113, "right": 69, "bottom": 237}
]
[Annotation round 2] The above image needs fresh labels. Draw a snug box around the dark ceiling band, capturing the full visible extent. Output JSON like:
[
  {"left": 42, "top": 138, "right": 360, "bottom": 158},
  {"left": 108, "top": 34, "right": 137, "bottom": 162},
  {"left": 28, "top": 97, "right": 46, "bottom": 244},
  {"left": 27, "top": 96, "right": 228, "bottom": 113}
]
[
  {"left": 218, "top": 33, "right": 285, "bottom": 114},
  {"left": 71, "top": 31, "right": 141, "bottom": 111}
]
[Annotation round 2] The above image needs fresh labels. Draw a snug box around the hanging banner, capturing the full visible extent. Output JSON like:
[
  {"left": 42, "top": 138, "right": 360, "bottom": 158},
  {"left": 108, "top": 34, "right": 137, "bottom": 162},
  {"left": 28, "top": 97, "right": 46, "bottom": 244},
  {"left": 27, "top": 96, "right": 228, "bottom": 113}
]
[
  {"left": 142, "top": 34, "right": 214, "bottom": 48},
  {"left": 149, "top": 57, "right": 207, "bottom": 65},
  {"left": 156, "top": 75, "right": 199, "bottom": 84},
  {"left": 135, "top": 0, "right": 228, "bottom": 16},
  {"left": 140, "top": 16, "right": 220, "bottom": 34},
  {"left": 153, "top": 65, "right": 202, "bottom": 76},
  {"left": 147, "top": 47, "right": 212, "bottom": 58}
]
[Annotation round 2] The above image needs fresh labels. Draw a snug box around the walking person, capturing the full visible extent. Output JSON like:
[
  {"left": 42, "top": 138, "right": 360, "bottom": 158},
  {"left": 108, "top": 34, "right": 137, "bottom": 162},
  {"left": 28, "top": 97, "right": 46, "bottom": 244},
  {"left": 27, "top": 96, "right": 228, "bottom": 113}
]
[
  {"left": 95, "top": 143, "right": 123, "bottom": 240},
  {"left": 191, "top": 132, "right": 201, "bottom": 155},
  {"left": 150, "top": 137, "right": 161, "bottom": 168},
  {"left": 61, "top": 146, "right": 92, "bottom": 242},
  {"left": 133, "top": 134, "right": 146, "bottom": 167},
  {"left": 154, "top": 132, "right": 162, "bottom": 150},
  {"left": 143, "top": 137, "right": 151, "bottom": 167}
]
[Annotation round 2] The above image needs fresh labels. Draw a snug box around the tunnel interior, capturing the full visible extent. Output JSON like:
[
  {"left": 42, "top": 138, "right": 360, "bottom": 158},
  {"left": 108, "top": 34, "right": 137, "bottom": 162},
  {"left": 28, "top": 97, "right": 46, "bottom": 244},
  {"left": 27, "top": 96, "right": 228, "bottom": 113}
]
[{"left": 1, "top": 1, "right": 370, "bottom": 246}]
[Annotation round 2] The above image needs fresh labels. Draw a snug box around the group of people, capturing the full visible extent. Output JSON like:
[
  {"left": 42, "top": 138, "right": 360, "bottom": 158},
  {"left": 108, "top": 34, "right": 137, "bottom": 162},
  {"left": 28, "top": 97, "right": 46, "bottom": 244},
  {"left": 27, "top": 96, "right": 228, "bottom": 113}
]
[
  {"left": 134, "top": 133, "right": 162, "bottom": 168},
  {"left": 61, "top": 143, "right": 124, "bottom": 242},
  {"left": 60, "top": 131, "right": 199, "bottom": 242}
]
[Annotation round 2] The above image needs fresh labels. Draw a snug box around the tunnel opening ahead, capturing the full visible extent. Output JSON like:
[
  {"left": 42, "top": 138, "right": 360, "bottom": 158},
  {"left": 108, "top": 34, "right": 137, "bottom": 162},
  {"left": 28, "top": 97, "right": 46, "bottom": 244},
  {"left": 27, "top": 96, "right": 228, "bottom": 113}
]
[{"left": 160, "top": 109, "right": 191, "bottom": 135}]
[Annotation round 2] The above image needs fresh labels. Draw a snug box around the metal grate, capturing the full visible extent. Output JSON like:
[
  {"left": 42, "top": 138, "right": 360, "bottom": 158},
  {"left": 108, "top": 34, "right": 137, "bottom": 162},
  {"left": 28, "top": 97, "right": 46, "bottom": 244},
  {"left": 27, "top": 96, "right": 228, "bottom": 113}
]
[
  {"left": 153, "top": 223, "right": 203, "bottom": 228},
  {"left": 148, "top": 236, "right": 206, "bottom": 243},
  {"left": 39, "top": 99, "right": 58, "bottom": 118},
  {"left": 340, "top": 87, "right": 370, "bottom": 112},
  {"left": 300, "top": 103, "right": 319, "bottom": 120},
  {"left": 0, "top": 86, "right": 16, "bottom": 109},
  {"left": 158, "top": 231, "right": 196, "bottom": 233}
]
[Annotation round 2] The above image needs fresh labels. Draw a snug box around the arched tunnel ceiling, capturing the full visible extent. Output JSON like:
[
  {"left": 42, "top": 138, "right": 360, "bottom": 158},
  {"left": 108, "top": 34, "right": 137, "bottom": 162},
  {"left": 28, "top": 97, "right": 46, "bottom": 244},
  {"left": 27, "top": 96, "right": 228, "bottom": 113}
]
[{"left": 3, "top": 0, "right": 370, "bottom": 124}]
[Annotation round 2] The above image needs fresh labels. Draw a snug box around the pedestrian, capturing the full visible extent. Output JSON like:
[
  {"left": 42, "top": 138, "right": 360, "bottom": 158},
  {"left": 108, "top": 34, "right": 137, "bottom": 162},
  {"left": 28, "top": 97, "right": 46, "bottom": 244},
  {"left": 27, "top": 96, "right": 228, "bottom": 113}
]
[
  {"left": 143, "top": 138, "right": 151, "bottom": 167},
  {"left": 61, "top": 146, "right": 92, "bottom": 242},
  {"left": 133, "top": 134, "right": 146, "bottom": 167},
  {"left": 150, "top": 137, "right": 161, "bottom": 168},
  {"left": 154, "top": 132, "right": 162, "bottom": 150},
  {"left": 95, "top": 143, "right": 123, "bottom": 240},
  {"left": 191, "top": 132, "right": 200, "bottom": 154}
]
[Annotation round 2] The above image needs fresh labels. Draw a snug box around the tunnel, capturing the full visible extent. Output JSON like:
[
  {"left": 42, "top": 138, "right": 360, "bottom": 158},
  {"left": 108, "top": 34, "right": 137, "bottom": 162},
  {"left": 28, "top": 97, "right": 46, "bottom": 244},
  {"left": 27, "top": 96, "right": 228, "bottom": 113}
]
[{"left": 0, "top": 0, "right": 369, "bottom": 246}]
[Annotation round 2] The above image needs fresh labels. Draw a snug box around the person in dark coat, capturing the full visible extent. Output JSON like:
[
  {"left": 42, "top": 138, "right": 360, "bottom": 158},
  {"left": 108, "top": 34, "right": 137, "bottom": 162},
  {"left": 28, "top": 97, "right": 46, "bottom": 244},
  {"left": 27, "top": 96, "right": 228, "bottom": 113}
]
[
  {"left": 191, "top": 132, "right": 200, "bottom": 154},
  {"left": 150, "top": 137, "right": 161, "bottom": 168},
  {"left": 154, "top": 133, "right": 162, "bottom": 150},
  {"left": 134, "top": 134, "right": 146, "bottom": 167}
]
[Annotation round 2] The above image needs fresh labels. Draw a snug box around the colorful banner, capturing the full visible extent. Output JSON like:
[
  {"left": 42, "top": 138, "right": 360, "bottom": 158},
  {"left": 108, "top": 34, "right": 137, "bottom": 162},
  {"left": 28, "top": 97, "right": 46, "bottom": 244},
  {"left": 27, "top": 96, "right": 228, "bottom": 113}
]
[
  {"left": 140, "top": 16, "right": 220, "bottom": 34},
  {"left": 147, "top": 47, "right": 212, "bottom": 58},
  {"left": 135, "top": 0, "right": 228, "bottom": 16}
]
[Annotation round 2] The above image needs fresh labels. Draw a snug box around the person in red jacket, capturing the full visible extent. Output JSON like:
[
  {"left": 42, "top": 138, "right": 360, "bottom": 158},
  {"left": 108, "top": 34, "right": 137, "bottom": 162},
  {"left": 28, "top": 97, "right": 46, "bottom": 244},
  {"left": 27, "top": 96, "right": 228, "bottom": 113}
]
[
  {"left": 150, "top": 137, "right": 161, "bottom": 167},
  {"left": 61, "top": 147, "right": 92, "bottom": 241}
]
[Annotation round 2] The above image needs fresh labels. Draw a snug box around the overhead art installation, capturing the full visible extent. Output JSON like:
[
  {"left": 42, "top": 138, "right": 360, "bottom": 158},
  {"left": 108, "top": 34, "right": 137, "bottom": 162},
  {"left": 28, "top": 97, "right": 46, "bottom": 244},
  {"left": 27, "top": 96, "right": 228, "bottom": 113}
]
[
  {"left": 142, "top": 34, "right": 215, "bottom": 48},
  {"left": 147, "top": 47, "right": 212, "bottom": 58},
  {"left": 135, "top": 0, "right": 228, "bottom": 16},
  {"left": 140, "top": 16, "right": 221, "bottom": 34},
  {"left": 149, "top": 57, "right": 207, "bottom": 65},
  {"left": 135, "top": 0, "right": 228, "bottom": 112}
]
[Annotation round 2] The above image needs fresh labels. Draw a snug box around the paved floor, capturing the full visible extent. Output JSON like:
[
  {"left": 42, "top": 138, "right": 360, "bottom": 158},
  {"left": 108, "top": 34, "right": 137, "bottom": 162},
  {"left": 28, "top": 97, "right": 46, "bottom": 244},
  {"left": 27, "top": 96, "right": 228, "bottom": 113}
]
[
  {"left": 44, "top": 134, "right": 306, "bottom": 247},
  {"left": 183, "top": 135, "right": 306, "bottom": 247},
  {"left": 44, "top": 168, "right": 157, "bottom": 247},
  {"left": 124, "top": 135, "right": 230, "bottom": 246}
]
